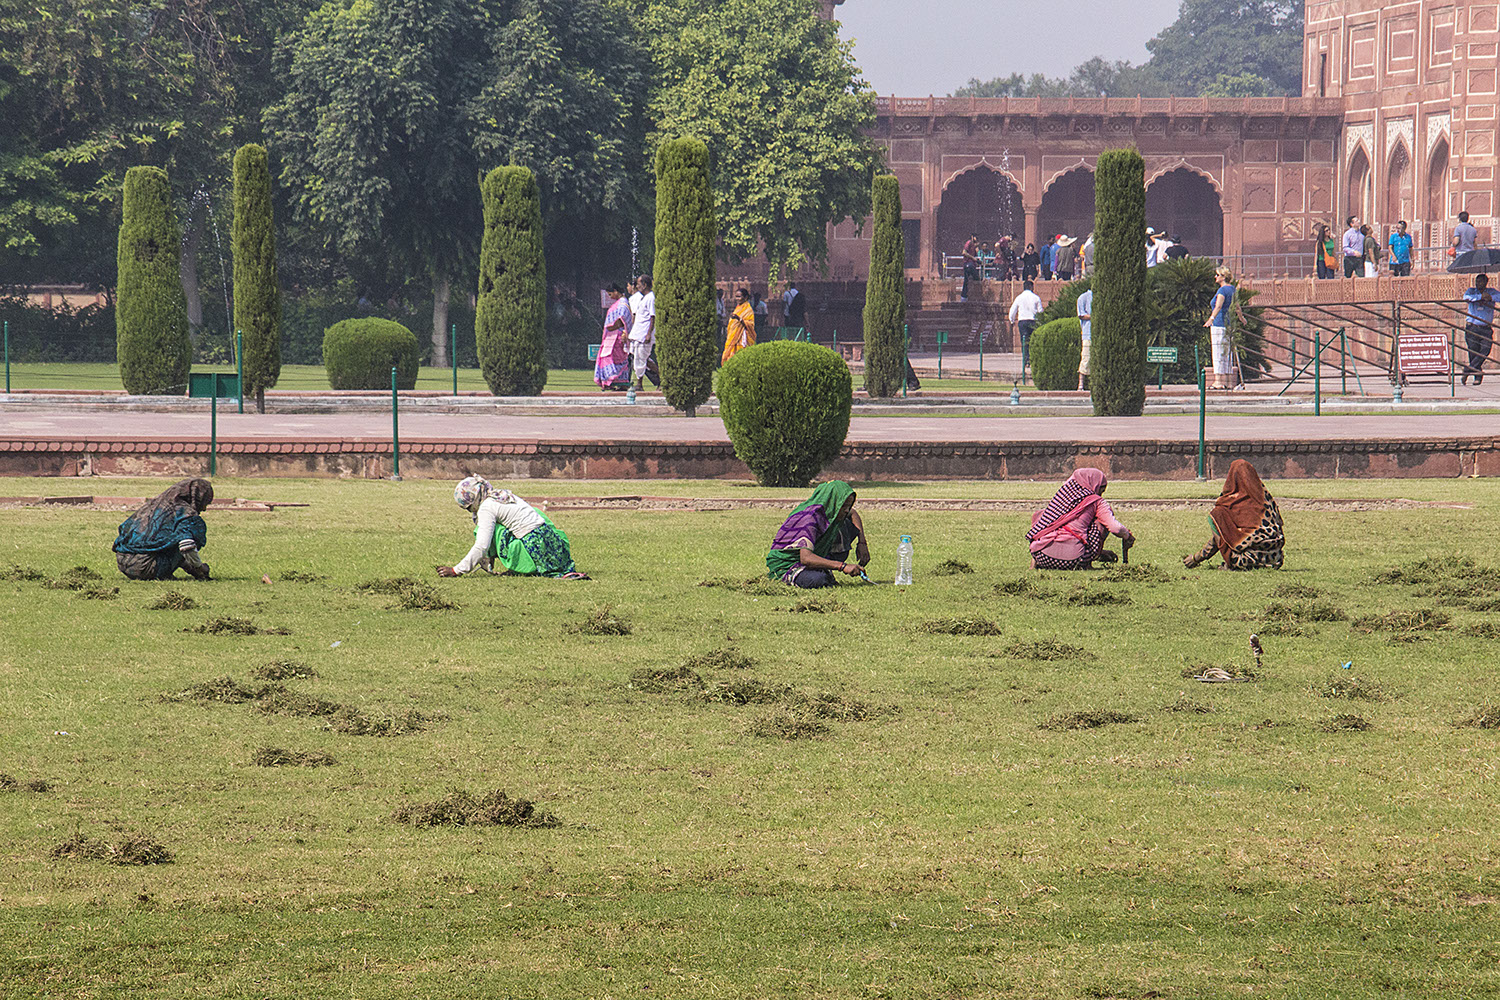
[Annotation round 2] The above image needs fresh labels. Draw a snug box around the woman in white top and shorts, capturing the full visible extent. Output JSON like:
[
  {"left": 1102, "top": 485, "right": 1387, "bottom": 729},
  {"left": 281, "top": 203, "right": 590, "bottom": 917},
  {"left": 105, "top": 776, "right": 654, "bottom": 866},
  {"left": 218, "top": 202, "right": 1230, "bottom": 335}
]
[
  {"left": 439, "top": 477, "right": 586, "bottom": 579},
  {"left": 1204, "top": 267, "right": 1238, "bottom": 390}
]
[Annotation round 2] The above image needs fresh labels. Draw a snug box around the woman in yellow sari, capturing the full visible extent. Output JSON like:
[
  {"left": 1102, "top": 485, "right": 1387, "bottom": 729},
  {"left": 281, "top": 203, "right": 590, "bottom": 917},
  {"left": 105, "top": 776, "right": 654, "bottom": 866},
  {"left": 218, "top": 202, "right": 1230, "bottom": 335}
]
[{"left": 722, "top": 288, "right": 756, "bottom": 364}]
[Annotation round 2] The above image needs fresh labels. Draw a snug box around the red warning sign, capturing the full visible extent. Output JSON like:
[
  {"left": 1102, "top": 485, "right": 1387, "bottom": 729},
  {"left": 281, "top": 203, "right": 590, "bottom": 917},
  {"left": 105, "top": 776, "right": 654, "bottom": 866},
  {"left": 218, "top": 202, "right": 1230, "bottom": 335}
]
[{"left": 1397, "top": 333, "right": 1450, "bottom": 376}]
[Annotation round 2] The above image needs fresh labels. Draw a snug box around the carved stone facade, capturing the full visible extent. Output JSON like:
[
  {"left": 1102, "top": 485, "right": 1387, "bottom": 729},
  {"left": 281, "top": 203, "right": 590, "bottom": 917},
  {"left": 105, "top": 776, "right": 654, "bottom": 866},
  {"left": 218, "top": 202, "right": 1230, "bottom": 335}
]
[
  {"left": 1306, "top": 0, "right": 1498, "bottom": 248},
  {"left": 822, "top": 97, "right": 1345, "bottom": 277}
]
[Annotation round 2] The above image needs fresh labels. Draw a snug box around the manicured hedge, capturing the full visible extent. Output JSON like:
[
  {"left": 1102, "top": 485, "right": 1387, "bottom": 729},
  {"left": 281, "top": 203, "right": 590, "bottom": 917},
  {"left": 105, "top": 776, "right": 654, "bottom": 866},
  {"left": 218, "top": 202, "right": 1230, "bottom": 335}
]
[
  {"left": 1030, "top": 318, "right": 1082, "bottom": 391},
  {"left": 116, "top": 166, "right": 191, "bottom": 394},
  {"left": 653, "top": 137, "right": 718, "bottom": 415},
  {"left": 717, "top": 341, "right": 853, "bottom": 487},
  {"left": 1091, "top": 148, "right": 1148, "bottom": 416},
  {"left": 475, "top": 166, "right": 547, "bottom": 396},
  {"left": 861, "top": 174, "right": 905, "bottom": 397},
  {"left": 322, "top": 318, "right": 419, "bottom": 390},
  {"left": 232, "top": 144, "right": 282, "bottom": 409}
]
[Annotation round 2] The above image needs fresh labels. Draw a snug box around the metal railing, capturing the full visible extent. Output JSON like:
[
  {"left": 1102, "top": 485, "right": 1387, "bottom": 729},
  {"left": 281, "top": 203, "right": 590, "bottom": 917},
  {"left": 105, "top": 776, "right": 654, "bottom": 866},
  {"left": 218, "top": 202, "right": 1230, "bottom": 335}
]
[{"left": 936, "top": 245, "right": 1486, "bottom": 282}]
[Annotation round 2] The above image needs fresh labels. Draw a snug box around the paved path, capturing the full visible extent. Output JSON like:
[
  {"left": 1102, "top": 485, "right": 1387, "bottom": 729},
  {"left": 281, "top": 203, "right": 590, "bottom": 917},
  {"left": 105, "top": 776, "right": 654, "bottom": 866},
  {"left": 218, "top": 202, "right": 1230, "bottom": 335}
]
[{"left": 4, "top": 410, "right": 1497, "bottom": 444}]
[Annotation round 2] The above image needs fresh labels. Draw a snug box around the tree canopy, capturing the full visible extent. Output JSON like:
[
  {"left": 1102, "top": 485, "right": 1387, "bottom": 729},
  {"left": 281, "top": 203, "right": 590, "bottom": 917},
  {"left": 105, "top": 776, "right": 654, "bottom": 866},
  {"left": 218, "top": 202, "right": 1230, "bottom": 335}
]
[{"left": 953, "top": 0, "right": 1304, "bottom": 100}]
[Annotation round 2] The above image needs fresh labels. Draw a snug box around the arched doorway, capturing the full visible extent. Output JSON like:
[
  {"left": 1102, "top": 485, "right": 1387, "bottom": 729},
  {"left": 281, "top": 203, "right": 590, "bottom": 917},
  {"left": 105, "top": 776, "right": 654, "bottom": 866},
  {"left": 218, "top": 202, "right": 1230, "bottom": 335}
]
[
  {"left": 1427, "top": 138, "right": 1449, "bottom": 222},
  {"left": 935, "top": 166, "right": 1023, "bottom": 263},
  {"left": 1144, "top": 168, "right": 1224, "bottom": 256},
  {"left": 1037, "top": 168, "right": 1095, "bottom": 247},
  {"left": 1386, "top": 142, "right": 1412, "bottom": 224},
  {"left": 1347, "top": 146, "right": 1372, "bottom": 223}
]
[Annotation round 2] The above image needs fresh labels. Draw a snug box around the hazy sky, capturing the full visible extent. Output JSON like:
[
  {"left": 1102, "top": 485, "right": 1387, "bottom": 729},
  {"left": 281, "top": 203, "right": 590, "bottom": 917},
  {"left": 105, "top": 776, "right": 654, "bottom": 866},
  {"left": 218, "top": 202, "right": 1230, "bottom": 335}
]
[{"left": 835, "top": 0, "right": 1186, "bottom": 97}]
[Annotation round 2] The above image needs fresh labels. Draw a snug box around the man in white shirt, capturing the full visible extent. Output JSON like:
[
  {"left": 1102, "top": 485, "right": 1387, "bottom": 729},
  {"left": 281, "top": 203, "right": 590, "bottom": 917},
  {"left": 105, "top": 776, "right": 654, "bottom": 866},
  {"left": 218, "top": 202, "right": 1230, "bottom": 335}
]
[
  {"left": 1008, "top": 279, "right": 1044, "bottom": 383},
  {"left": 627, "top": 273, "right": 657, "bottom": 389},
  {"left": 1076, "top": 287, "right": 1093, "bottom": 391}
]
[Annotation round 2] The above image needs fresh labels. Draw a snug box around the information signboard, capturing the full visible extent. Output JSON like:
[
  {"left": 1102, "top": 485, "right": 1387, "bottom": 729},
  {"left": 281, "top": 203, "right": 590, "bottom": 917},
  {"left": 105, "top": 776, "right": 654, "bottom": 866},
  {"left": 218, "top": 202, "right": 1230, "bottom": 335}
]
[
  {"left": 1397, "top": 332, "right": 1449, "bottom": 376},
  {"left": 1145, "top": 346, "right": 1178, "bottom": 365}
]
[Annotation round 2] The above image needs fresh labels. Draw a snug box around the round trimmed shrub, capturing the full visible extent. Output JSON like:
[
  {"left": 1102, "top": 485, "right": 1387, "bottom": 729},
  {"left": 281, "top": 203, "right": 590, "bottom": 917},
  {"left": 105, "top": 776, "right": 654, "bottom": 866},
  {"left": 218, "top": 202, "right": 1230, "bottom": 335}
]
[
  {"left": 717, "top": 341, "right": 853, "bottom": 487},
  {"left": 322, "top": 318, "right": 419, "bottom": 390},
  {"left": 1030, "top": 318, "right": 1082, "bottom": 391}
]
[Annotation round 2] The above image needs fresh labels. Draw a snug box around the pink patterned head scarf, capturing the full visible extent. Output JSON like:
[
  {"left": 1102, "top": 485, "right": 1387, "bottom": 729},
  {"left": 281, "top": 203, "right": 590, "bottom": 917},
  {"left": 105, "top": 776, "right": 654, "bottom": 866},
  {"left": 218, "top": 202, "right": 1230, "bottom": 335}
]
[{"left": 1027, "top": 468, "right": 1108, "bottom": 541}]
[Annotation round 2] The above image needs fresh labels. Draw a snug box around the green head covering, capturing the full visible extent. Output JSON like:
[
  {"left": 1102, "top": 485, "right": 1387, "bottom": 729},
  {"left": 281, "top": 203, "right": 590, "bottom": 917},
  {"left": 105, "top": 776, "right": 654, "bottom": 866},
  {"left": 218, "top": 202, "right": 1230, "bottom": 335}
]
[{"left": 765, "top": 481, "right": 856, "bottom": 579}]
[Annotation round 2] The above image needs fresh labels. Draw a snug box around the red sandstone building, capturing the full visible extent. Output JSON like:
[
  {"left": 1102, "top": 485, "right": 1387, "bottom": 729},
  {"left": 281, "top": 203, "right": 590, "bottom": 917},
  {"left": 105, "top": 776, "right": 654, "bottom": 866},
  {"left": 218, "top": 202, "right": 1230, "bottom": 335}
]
[{"left": 811, "top": 0, "right": 1498, "bottom": 280}]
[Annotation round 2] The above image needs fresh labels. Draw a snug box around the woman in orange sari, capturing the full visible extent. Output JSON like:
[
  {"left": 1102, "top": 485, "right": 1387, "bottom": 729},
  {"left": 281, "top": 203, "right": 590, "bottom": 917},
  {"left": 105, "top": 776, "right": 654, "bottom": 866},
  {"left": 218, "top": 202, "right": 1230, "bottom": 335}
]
[
  {"left": 1183, "top": 459, "right": 1285, "bottom": 570},
  {"left": 722, "top": 288, "right": 756, "bottom": 364}
]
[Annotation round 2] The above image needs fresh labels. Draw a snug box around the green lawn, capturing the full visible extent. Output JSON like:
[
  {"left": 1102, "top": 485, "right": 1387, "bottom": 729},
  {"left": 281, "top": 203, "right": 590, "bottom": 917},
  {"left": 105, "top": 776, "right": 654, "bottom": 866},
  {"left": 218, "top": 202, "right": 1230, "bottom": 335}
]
[{"left": 2, "top": 475, "right": 1499, "bottom": 998}]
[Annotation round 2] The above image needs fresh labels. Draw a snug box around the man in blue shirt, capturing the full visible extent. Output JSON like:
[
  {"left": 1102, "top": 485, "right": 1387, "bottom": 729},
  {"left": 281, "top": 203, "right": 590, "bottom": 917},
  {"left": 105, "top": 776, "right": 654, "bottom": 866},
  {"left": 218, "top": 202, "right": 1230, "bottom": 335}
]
[
  {"left": 1462, "top": 273, "right": 1495, "bottom": 385},
  {"left": 1341, "top": 215, "right": 1364, "bottom": 277},
  {"left": 1076, "top": 287, "right": 1093, "bottom": 391},
  {"left": 1388, "top": 221, "right": 1413, "bottom": 277}
]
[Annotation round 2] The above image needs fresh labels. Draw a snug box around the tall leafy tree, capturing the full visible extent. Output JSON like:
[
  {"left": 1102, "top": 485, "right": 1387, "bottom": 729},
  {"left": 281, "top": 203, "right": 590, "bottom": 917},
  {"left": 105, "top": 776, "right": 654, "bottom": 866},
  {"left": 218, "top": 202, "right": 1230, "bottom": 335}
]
[
  {"left": 1145, "top": 0, "right": 1304, "bottom": 98},
  {"left": 1091, "top": 149, "right": 1148, "bottom": 417},
  {"left": 232, "top": 144, "right": 282, "bottom": 411},
  {"left": 266, "top": 0, "right": 642, "bottom": 365},
  {"left": 117, "top": 166, "right": 191, "bottom": 395},
  {"left": 640, "top": 0, "right": 879, "bottom": 277},
  {"left": 653, "top": 138, "right": 718, "bottom": 417},
  {"left": 862, "top": 174, "right": 905, "bottom": 399},
  {"left": 475, "top": 166, "right": 547, "bottom": 396}
]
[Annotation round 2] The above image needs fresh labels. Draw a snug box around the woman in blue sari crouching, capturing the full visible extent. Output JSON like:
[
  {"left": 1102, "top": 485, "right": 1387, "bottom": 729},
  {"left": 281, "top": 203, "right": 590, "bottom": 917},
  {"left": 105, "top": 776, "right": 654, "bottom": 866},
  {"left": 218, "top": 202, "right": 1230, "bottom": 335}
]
[{"left": 112, "top": 478, "right": 214, "bottom": 580}]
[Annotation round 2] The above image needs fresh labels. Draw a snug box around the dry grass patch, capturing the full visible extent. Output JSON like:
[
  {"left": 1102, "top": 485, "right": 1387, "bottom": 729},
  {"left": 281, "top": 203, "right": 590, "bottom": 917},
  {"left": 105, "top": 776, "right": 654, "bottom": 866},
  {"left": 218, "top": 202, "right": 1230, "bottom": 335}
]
[
  {"left": 1318, "top": 713, "right": 1372, "bottom": 732},
  {"left": 252, "top": 747, "right": 338, "bottom": 767},
  {"left": 391, "top": 789, "right": 560, "bottom": 828},
  {"left": 1456, "top": 705, "right": 1500, "bottom": 729},
  {"left": 1314, "top": 673, "right": 1389, "bottom": 701},
  {"left": 1040, "top": 710, "right": 1139, "bottom": 731},
  {"left": 50, "top": 832, "right": 174, "bottom": 865}
]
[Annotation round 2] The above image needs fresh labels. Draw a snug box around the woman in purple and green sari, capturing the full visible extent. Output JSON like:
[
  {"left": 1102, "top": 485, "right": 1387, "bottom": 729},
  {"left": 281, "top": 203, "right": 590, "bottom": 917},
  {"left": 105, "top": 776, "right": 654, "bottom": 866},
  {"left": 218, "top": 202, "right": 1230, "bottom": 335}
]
[
  {"left": 594, "top": 283, "right": 632, "bottom": 391},
  {"left": 765, "top": 481, "right": 871, "bottom": 588}
]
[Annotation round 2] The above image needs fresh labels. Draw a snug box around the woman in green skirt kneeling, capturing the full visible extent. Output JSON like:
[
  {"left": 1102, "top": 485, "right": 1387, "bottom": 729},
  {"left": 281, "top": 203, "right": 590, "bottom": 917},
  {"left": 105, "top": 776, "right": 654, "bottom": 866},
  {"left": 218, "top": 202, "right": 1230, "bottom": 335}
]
[{"left": 438, "top": 477, "right": 587, "bottom": 579}]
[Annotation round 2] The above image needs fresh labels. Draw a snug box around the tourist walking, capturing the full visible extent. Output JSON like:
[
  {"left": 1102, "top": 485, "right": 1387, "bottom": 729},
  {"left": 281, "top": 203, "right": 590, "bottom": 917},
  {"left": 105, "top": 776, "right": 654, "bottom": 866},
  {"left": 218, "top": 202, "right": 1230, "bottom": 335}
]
[
  {"left": 439, "top": 477, "right": 585, "bottom": 579},
  {"left": 722, "top": 288, "right": 756, "bottom": 364},
  {"left": 1388, "top": 221, "right": 1413, "bottom": 277},
  {"left": 1203, "top": 266, "right": 1238, "bottom": 390},
  {"left": 1462, "top": 273, "right": 1495, "bottom": 385},
  {"left": 594, "top": 284, "right": 632, "bottom": 390},
  {"left": 1027, "top": 469, "right": 1136, "bottom": 570},
  {"left": 783, "top": 281, "right": 806, "bottom": 334},
  {"left": 1182, "top": 460, "right": 1285, "bottom": 571},
  {"left": 1055, "top": 236, "right": 1077, "bottom": 281},
  {"left": 1453, "top": 211, "right": 1479, "bottom": 256},
  {"left": 627, "top": 273, "right": 659, "bottom": 390},
  {"left": 1342, "top": 216, "right": 1364, "bottom": 277},
  {"left": 1076, "top": 285, "right": 1093, "bottom": 391},
  {"left": 1008, "top": 280, "right": 1044, "bottom": 382},
  {"left": 112, "top": 478, "right": 214, "bottom": 581}
]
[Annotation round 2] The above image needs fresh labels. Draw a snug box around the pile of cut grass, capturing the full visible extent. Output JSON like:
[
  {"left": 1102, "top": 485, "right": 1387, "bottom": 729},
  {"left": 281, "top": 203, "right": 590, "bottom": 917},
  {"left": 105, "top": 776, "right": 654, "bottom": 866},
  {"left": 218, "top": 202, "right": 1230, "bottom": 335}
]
[
  {"left": 1258, "top": 599, "right": 1346, "bottom": 636},
  {"left": 279, "top": 570, "right": 326, "bottom": 583},
  {"left": 252, "top": 659, "right": 318, "bottom": 682},
  {"left": 145, "top": 590, "right": 197, "bottom": 611},
  {"left": 697, "top": 576, "right": 789, "bottom": 596},
  {"left": 1040, "top": 709, "right": 1139, "bottom": 731},
  {"left": 1319, "top": 713, "right": 1372, "bottom": 732},
  {"left": 75, "top": 585, "right": 118, "bottom": 600},
  {"left": 1455, "top": 705, "right": 1500, "bottom": 729},
  {"left": 50, "top": 832, "right": 174, "bottom": 865},
  {"left": 161, "top": 675, "right": 434, "bottom": 736},
  {"left": 1464, "top": 622, "right": 1500, "bottom": 639},
  {"left": 0, "top": 774, "right": 52, "bottom": 793},
  {"left": 919, "top": 616, "right": 1002, "bottom": 636},
  {"left": 1058, "top": 586, "right": 1131, "bottom": 607},
  {"left": 391, "top": 789, "right": 560, "bottom": 828},
  {"left": 680, "top": 647, "right": 755, "bottom": 671},
  {"left": 701, "top": 678, "right": 794, "bottom": 705},
  {"left": 788, "top": 595, "right": 843, "bottom": 614},
  {"left": 0, "top": 564, "right": 46, "bottom": 582},
  {"left": 993, "top": 577, "right": 1049, "bottom": 598},
  {"left": 1098, "top": 563, "right": 1170, "bottom": 584},
  {"left": 1164, "top": 695, "right": 1214, "bottom": 714},
  {"left": 573, "top": 605, "right": 632, "bottom": 635},
  {"left": 746, "top": 706, "right": 830, "bottom": 741},
  {"left": 1314, "top": 673, "right": 1389, "bottom": 701},
  {"left": 1374, "top": 556, "right": 1500, "bottom": 587},
  {"left": 1270, "top": 583, "right": 1324, "bottom": 600},
  {"left": 42, "top": 565, "right": 103, "bottom": 591},
  {"left": 185, "top": 616, "right": 289, "bottom": 635},
  {"left": 1351, "top": 608, "right": 1450, "bottom": 639},
  {"left": 252, "top": 747, "right": 338, "bottom": 767},
  {"left": 931, "top": 559, "right": 974, "bottom": 576},
  {"left": 629, "top": 666, "right": 706, "bottom": 694},
  {"left": 356, "top": 577, "right": 458, "bottom": 611},
  {"left": 999, "top": 639, "right": 1093, "bottom": 661}
]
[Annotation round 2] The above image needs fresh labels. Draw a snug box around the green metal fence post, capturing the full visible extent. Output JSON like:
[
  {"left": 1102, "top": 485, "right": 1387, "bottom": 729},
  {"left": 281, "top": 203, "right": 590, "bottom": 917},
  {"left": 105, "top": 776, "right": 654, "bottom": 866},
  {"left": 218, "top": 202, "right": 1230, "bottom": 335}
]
[
  {"left": 451, "top": 322, "right": 458, "bottom": 396},
  {"left": 902, "top": 323, "right": 908, "bottom": 398},
  {"left": 391, "top": 367, "right": 401, "bottom": 481},
  {"left": 1316, "top": 330, "right": 1324, "bottom": 401},
  {"left": 937, "top": 332, "right": 944, "bottom": 380},
  {"left": 978, "top": 327, "right": 984, "bottom": 382},
  {"left": 3, "top": 320, "right": 9, "bottom": 392},
  {"left": 1197, "top": 368, "right": 1207, "bottom": 481},
  {"left": 235, "top": 330, "right": 244, "bottom": 413},
  {"left": 1339, "top": 328, "right": 1347, "bottom": 395},
  {"left": 209, "top": 391, "right": 218, "bottom": 477}
]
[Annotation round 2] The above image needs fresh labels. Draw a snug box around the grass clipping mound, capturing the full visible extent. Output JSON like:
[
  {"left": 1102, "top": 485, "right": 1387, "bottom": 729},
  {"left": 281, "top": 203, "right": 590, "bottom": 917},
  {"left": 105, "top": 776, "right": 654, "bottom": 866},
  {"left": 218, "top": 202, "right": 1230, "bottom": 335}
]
[
  {"left": 51, "top": 832, "right": 173, "bottom": 865},
  {"left": 392, "top": 789, "right": 560, "bottom": 829},
  {"left": 252, "top": 747, "right": 338, "bottom": 767},
  {"left": 1041, "top": 710, "right": 1139, "bottom": 731},
  {"left": 573, "top": 606, "right": 632, "bottom": 635},
  {"left": 185, "top": 616, "right": 290, "bottom": 636},
  {"left": 161, "top": 676, "right": 435, "bottom": 736},
  {"left": 42, "top": 565, "right": 103, "bottom": 591},
  {"left": 0, "top": 774, "right": 52, "bottom": 793},
  {"left": 356, "top": 577, "right": 458, "bottom": 611},
  {"left": 146, "top": 590, "right": 196, "bottom": 611},
  {"left": 920, "top": 616, "right": 1003, "bottom": 636}
]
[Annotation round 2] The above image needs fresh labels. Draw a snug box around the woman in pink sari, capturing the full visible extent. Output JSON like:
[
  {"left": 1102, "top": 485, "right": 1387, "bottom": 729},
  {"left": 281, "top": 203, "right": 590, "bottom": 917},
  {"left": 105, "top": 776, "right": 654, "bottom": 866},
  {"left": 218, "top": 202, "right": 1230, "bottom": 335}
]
[
  {"left": 594, "top": 283, "right": 632, "bottom": 391},
  {"left": 1026, "top": 468, "right": 1135, "bottom": 570}
]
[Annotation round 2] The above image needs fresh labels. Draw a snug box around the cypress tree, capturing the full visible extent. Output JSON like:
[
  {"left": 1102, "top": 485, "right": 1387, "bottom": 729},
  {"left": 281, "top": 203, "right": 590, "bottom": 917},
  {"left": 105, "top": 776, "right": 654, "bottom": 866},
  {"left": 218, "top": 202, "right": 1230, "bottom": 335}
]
[
  {"left": 1091, "top": 148, "right": 1148, "bottom": 416},
  {"left": 116, "top": 166, "right": 190, "bottom": 395},
  {"left": 232, "top": 144, "right": 282, "bottom": 412},
  {"left": 653, "top": 137, "right": 718, "bottom": 417},
  {"left": 862, "top": 174, "right": 905, "bottom": 397},
  {"left": 475, "top": 166, "right": 547, "bottom": 395}
]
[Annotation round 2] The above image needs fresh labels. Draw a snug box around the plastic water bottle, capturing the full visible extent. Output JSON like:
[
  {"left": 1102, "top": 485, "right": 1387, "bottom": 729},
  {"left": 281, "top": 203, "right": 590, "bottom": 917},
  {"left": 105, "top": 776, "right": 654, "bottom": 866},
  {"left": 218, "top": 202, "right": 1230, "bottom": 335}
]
[{"left": 895, "top": 535, "right": 914, "bottom": 586}]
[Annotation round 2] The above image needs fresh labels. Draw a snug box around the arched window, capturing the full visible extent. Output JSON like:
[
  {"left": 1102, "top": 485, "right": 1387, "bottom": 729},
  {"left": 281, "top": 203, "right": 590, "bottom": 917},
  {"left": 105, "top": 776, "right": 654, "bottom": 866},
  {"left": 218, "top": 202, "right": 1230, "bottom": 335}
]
[
  {"left": 935, "top": 166, "right": 1024, "bottom": 262},
  {"left": 1427, "top": 138, "right": 1449, "bottom": 223},
  {"left": 1347, "top": 146, "right": 1372, "bottom": 223},
  {"left": 1037, "top": 168, "right": 1095, "bottom": 247},
  {"left": 1145, "top": 168, "right": 1224, "bottom": 256},
  {"left": 1386, "top": 142, "right": 1412, "bottom": 225}
]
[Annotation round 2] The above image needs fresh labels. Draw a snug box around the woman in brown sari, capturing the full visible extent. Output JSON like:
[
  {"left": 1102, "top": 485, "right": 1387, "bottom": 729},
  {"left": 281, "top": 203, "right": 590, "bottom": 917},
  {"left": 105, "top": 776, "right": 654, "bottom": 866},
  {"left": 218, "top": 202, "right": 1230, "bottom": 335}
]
[{"left": 1183, "top": 460, "right": 1284, "bottom": 570}]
